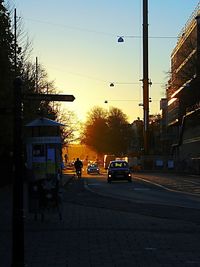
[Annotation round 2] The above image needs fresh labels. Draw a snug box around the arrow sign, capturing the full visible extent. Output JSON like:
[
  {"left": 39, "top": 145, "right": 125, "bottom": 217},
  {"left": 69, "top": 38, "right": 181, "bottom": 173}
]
[{"left": 24, "top": 93, "right": 75, "bottom": 102}]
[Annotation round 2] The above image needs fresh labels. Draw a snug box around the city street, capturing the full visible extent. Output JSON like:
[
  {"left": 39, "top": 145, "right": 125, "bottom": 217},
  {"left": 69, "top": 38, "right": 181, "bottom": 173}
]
[
  {"left": 1, "top": 172, "right": 200, "bottom": 267},
  {"left": 1, "top": 1, "right": 200, "bottom": 266},
  {"left": 84, "top": 171, "right": 200, "bottom": 210}
]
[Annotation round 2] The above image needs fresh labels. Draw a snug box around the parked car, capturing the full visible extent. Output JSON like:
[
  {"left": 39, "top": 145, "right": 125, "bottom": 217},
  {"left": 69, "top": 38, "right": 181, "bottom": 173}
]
[
  {"left": 87, "top": 163, "right": 100, "bottom": 174},
  {"left": 107, "top": 160, "right": 132, "bottom": 183}
]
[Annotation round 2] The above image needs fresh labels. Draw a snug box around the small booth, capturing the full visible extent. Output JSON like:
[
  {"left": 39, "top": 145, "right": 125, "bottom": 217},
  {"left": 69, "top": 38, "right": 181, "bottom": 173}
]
[
  {"left": 25, "top": 117, "right": 64, "bottom": 217},
  {"left": 26, "top": 117, "right": 64, "bottom": 178}
]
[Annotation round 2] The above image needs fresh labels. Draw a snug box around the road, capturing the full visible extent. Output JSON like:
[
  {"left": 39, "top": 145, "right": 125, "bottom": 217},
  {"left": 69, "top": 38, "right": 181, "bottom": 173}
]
[
  {"left": 1, "top": 170, "right": 200, "bottom": 266},
  {"left": 63, "top": 170, "right": 200, "bottom": 266},
  {"left": 84, "top": 170, "right": 200, "bottom": 210}
]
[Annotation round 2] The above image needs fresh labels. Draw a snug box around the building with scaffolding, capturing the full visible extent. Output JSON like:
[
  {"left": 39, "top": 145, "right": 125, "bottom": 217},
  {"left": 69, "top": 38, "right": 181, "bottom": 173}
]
[{"left": 166, "top": 3, "right": 200, "bottom": 174}]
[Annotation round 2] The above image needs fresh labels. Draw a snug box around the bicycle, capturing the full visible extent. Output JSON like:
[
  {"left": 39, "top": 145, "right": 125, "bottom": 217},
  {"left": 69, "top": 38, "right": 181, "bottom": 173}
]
[{"left": 76, "top": 168, "right": 82, "bottom": 179}]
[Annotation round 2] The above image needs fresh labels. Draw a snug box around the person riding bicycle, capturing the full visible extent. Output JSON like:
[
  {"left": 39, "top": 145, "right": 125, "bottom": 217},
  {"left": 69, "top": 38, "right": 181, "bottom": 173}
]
[{"left": 74, "top": 158, "right": 83, "bottom": 177}]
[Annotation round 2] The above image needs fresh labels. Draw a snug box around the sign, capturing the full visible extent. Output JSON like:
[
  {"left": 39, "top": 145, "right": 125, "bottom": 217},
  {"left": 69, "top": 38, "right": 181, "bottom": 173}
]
[{"left": 25, "top": 93, "right": 75, "bottom": 102}]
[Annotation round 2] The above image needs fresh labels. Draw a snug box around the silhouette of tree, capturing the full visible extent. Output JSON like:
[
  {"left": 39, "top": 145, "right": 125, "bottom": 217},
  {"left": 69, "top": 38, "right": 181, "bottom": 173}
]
[
  {"left": 81, "top": 106, "right": 109, "bottom": 154},
  {"left": 81, "top": 106, "right": 133, "bottom": 155},
  {"left": 0, "top": 2, "right": 17, "bottom": 157}
]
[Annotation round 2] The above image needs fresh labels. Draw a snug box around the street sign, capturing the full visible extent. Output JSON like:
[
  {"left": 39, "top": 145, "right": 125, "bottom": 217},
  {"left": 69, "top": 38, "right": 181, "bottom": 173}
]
[{"left": 25, "top": 93, "right": 75, "bottom": 102}]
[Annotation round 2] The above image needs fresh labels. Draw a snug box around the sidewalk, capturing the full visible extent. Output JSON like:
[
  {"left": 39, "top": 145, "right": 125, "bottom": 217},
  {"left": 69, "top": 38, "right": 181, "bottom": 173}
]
[
  {"left": 0, "top": 173, "right": 73, "bottom": 267},
  {"left": 1, "top": 176, "right": 200, "bottom": 267}
]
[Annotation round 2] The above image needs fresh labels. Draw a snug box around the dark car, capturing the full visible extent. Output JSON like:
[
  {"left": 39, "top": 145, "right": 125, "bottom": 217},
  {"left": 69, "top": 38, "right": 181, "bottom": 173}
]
[
  {"left": 87, "top": 163, "right": 100, "bottom": 174},
  {"left": 107, "top": 160, "right": 132, "bottom": 183}
]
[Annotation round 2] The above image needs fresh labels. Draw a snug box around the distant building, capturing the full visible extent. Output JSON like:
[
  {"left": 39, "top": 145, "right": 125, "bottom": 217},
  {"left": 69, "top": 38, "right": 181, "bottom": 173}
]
[
  {"left": 62, "top": 144, "right": 103, "bottom": 165},
  {"left": 166, "top": 3, "right": 200, "bottom": 174}
]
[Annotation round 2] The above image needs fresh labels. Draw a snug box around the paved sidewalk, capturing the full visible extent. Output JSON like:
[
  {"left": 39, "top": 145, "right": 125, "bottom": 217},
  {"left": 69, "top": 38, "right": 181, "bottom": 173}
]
[{"left": 1, "top": 176, "right": 200, "bottom": 267}]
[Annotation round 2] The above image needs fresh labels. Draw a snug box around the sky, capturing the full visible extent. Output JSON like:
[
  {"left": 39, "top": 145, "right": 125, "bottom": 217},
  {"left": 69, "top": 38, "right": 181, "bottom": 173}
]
[{"left": 7, "top": 0, "right": 200, "bottom": 123}]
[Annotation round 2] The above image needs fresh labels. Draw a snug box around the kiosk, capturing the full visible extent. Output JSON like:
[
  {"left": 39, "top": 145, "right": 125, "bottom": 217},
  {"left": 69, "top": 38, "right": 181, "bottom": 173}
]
[
  {"left": 26, "top": 117, "right": 64, "bottom": 180},
  {"left": 25, "top": 117, "right": 64, "bottom": 217}
]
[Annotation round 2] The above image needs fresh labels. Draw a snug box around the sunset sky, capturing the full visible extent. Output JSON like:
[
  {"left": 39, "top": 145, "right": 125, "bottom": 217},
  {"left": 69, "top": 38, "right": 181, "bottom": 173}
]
[{"left": 10, "top": 0, "right": 200, "bottom": 122}]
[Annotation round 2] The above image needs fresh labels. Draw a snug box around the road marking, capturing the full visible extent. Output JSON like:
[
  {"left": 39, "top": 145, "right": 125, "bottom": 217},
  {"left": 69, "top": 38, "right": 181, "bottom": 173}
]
[
  {"left": 183, "top": 179, "right": 200, "bottom": 185},
  {"left": 135, "top": 175, "right": 200, "bottom": 196}
]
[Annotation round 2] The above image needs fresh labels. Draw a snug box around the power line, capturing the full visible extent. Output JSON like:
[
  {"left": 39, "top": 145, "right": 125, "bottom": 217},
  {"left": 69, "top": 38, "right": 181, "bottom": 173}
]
[
  {"left": 118, "top": 35, "right": 177, "bottom": 39},
  {"left": 24, "top": 17, "right": 116, "bottom": 37},
  {"left": 24, "top": 17, "right": 177, "bottom": 39}
]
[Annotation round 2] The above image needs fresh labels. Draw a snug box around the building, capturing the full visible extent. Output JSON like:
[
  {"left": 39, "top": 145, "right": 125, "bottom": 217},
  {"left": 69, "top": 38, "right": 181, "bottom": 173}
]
[
  {"left": 166, "top": 3, "right": 200, "bottom": 174},
  {"left": 62, "top": 144, "right": 103, "bottom": 165}
]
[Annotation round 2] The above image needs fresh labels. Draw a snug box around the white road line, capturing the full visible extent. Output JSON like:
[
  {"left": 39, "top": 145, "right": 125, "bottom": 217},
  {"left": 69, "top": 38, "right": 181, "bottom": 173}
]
[
  {"left": 183, "top": 179, "right": 200, "bottom": 185},
  {"left": 134, "top": 175, "right": 200, "bottom": 196}
]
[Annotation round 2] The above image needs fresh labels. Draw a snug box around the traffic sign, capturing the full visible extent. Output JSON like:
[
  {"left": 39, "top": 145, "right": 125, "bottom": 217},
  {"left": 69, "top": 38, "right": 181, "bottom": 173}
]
[{"left": 24, "top": 93, "right": 75, "bottom": 102}]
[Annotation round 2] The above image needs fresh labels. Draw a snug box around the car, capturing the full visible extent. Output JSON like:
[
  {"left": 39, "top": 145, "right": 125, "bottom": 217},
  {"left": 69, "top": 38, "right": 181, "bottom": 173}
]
[
  {"left": 107, "top": 160, "right": 132, "bottom": 183},
  {"left": 87, "top": 163, "right": 100, "bottom": 174}
]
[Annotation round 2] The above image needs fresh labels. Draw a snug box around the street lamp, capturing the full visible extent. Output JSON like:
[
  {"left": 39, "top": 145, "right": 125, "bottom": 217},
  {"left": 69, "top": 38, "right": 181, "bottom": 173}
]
[{"left": 118, "top": 36, "right": 124, "bottom": 43}]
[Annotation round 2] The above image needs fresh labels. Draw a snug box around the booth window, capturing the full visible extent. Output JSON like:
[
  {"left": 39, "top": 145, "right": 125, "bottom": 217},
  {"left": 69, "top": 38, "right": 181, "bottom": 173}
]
[{"left": 32, "top": 144, "right": 45, "bottom": 157}]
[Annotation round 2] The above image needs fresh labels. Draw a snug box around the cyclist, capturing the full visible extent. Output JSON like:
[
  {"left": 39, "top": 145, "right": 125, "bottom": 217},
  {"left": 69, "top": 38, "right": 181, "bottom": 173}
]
[{"left": 74, "top": 158, "right": 83, "bottom": 178}]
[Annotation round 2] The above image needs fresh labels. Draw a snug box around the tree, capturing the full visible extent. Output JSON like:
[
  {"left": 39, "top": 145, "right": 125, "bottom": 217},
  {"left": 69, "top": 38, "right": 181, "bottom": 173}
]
[
  {"left": 131, "top": 118, "right": 143, "bottom": 154},
  {"left": 81, "top": 106, "right": 133, "bottom": 155},
  {"left": 106, "top": 107, "right": 133, "bottom": 155},
  {"left": 149, "top": 114, "right": 162, "bottom": 154},
  {"left": 22, "top": 61, "right": 58, "bottom": 124},
  {"left": 0, "top": 2, "right": 16, "bottom": 158},
  {"left": 55, "top": 107, "right": 81, "bottom": 144},
  {"left": 0, "top": 2, "right": 64, "bottom": 171},
  {"left": 81, "top": 106, "right": 109, "bottom": 154}
]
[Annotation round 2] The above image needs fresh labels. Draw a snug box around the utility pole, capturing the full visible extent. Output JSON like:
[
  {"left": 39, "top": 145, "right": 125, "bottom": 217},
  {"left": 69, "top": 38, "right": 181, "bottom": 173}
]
[
  {"left": 12, "top": 77, "right": 25, "bottom": 267},
  {"left": 142, "top": 0, "right": 149, "bottom": 155},
  {"left": 14, "top": 8, "right": 17, "bottom": 74}
]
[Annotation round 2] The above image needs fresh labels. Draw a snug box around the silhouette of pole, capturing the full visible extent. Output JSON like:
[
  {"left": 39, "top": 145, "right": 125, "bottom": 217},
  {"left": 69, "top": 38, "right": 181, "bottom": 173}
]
[
  {"left": 11, "top": 77, "right": 26, "bottom": 267},
  {"left": 14, "top": 8, "right": 17, "bottom": 75},
  {"left": 142, "top": 0, "right": 149, "bottom": 154}
]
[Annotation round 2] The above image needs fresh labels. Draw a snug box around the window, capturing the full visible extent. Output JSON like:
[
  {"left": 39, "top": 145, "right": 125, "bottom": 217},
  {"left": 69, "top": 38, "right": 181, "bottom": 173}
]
[{"left": 32, "top": 144, "right": 45, "bottom": 157}]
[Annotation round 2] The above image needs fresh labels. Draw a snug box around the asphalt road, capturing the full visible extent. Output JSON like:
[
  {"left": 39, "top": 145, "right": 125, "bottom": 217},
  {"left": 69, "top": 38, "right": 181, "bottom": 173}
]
[
  {"left": 1, "top": 171, "right": 200, "bottom": 267},
  {"left": 84, "top": 172, "right": 200, "bottom": 210},
  {"left": 63, "top": 172, "right": 200, "bottom": 266},
  {"left": 64, "top": 171, "right": 200, "bottom": 225}
]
